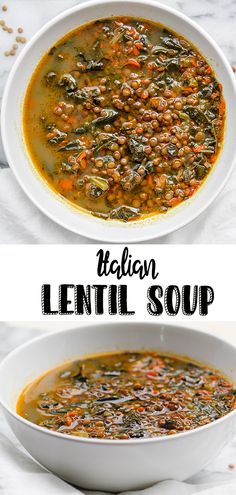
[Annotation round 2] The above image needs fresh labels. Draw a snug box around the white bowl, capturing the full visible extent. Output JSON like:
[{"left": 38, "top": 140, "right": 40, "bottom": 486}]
[
  {"left": 0, "top": 323, "right": 236, "bottom": 491},
  {"left": 2, "top": 0, "right": 236, "bottom": 242}
]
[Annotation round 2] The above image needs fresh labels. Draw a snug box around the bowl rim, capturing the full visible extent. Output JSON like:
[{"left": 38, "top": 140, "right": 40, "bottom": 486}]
[
  {"left": 1, "top": 0, "right": 236, "bottom": 242},
  {"left": 1, "top": 322, "right": 236, "bottom": 446}
]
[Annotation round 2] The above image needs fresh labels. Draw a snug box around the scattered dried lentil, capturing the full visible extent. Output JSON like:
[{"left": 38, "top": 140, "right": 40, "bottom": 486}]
[{"left": 16, "top": 35, "right": 26, "bottom": 43}]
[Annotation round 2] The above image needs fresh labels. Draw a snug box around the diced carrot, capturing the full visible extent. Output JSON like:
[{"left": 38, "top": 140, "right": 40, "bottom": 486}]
[
  {"left": 77, "top": 150, "right": 87, "bottom": 162},
  {"left": 133, "top": 46, "right": 140, "bottom": 56},
  {"left": 219, "top": 99, "right": 225, "bottom": 114},
  {"left": 66, "top": 416, "right": 73, "bottom": 426},
  {"left": 141, "top": 89, "right": 149, "bottom": 99},
  {"left": 211, "top": 91, "right": 219, "bottom": 100},
  {"left": 194, "top": 145, "right": 205, "bottom": 153},
  {"left": 68, "top": 115, "right": 77, "bottom": 125},
  {"left": 198, "top": 389, "right": 211, "bottom": 396},
  {"left": 147, "top": 371, "right": 156, "bottom": 377},
  {"left": 188, "top": 186, "right": 197, "bottom": 197},
  {"left": 209, "top": 375, "right": 217, "bottom": 381},
  {"left": 205, "top": 66, "right": 212, "bottom": 74},
  {"left": 209, "top": 152, "right": 217, "bottom": 163},
  {"left": 183, "top": 87, "right": 194, "bottom": 93},
  {"left": 137, "top": 407, "right": 145, "bottom": 412},
  {"left": 59, "top": 179, "right": 73, "bottom": 190},
  {"left": 168, "top": 198, "right": 181, "bottom": 207},
  {"left": 67, "top": 411, "right": 77, "bottom": 417},
  {"left": 128, "top": 27, "right": 137, "bottom": 36},
  {"left": 125, "top": 58, "right": 141, "bottom": 69},
  {"left": 80, "top": 159, "right": 87, "bottom": 170},
  {"left": 141, "top": 78, "right": 150, "bottom": 85},
  {"left": 46, "top": 131, "right": 57, "bottom": 140},
  {"left": 147, "top": 175, "right": 153, "bottom": 187}
]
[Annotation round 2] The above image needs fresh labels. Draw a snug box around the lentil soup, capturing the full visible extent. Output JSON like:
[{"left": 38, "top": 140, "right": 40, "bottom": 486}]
[
  {"left": 23, "top": 17, "right": 225, "bottom": 222},
  {"left": 17, "top": 351, "right": 235, "bottom": 439}
]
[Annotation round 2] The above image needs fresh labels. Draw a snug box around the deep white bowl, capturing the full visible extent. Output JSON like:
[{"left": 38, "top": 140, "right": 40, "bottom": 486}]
[
  {"left": 0, "top": 323, "right": 236, "bottom": 491},
  {"left": 1, "top": 0, "right": 236, "bottom": 242}
]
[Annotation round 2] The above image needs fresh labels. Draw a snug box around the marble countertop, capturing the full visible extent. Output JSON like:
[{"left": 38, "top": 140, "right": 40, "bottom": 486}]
[
  {"left": 2, "top": 322, "right": 236, "bottom": 494},
  {"left": 0, "top": 0, "right": 236, "bottom": 243}
]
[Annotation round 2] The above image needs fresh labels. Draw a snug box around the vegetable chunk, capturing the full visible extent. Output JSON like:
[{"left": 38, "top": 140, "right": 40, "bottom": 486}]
[{"left": 23, "top": 16, "right": 225, "bottom": 221}]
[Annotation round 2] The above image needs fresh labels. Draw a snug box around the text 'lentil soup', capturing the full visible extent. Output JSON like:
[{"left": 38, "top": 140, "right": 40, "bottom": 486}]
[
  {"left": 17, "top": 351, "right": 235, "bottom": 439},
  {"left": 23, "top": 17, "right": 225, "bottom": 222}
]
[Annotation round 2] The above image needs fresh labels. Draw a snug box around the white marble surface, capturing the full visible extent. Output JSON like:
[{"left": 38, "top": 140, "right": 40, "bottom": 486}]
[
  {"left": 2, "top": 322, "right": 236, "bottom": 494},
  {"left": 0, "top": 0, "right": 236, "bottom": 243}
]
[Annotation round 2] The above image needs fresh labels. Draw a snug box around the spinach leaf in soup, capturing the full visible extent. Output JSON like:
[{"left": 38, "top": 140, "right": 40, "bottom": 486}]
[
  {"left": 23, "top": 16, "right": 225, "bottom": 221},
  {"left": 17, "top": 351, "right": 236, "bottom": 440}
]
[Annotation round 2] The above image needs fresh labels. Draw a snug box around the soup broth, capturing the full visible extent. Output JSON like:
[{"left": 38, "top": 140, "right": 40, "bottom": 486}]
[
  {"left": 17, "top": 351, "right": 235, "bottom": 439},
  {"left": 23, "top": 17, "right": 225, "bottom": 222}
]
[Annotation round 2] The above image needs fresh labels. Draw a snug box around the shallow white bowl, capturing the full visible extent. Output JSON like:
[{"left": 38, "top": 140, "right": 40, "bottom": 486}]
[
  {"left": 0, "top": 323, "right": 236, "bottom": 491},
  {"left": 2, "top": 0, "right": 236, "bottom": 242}
]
